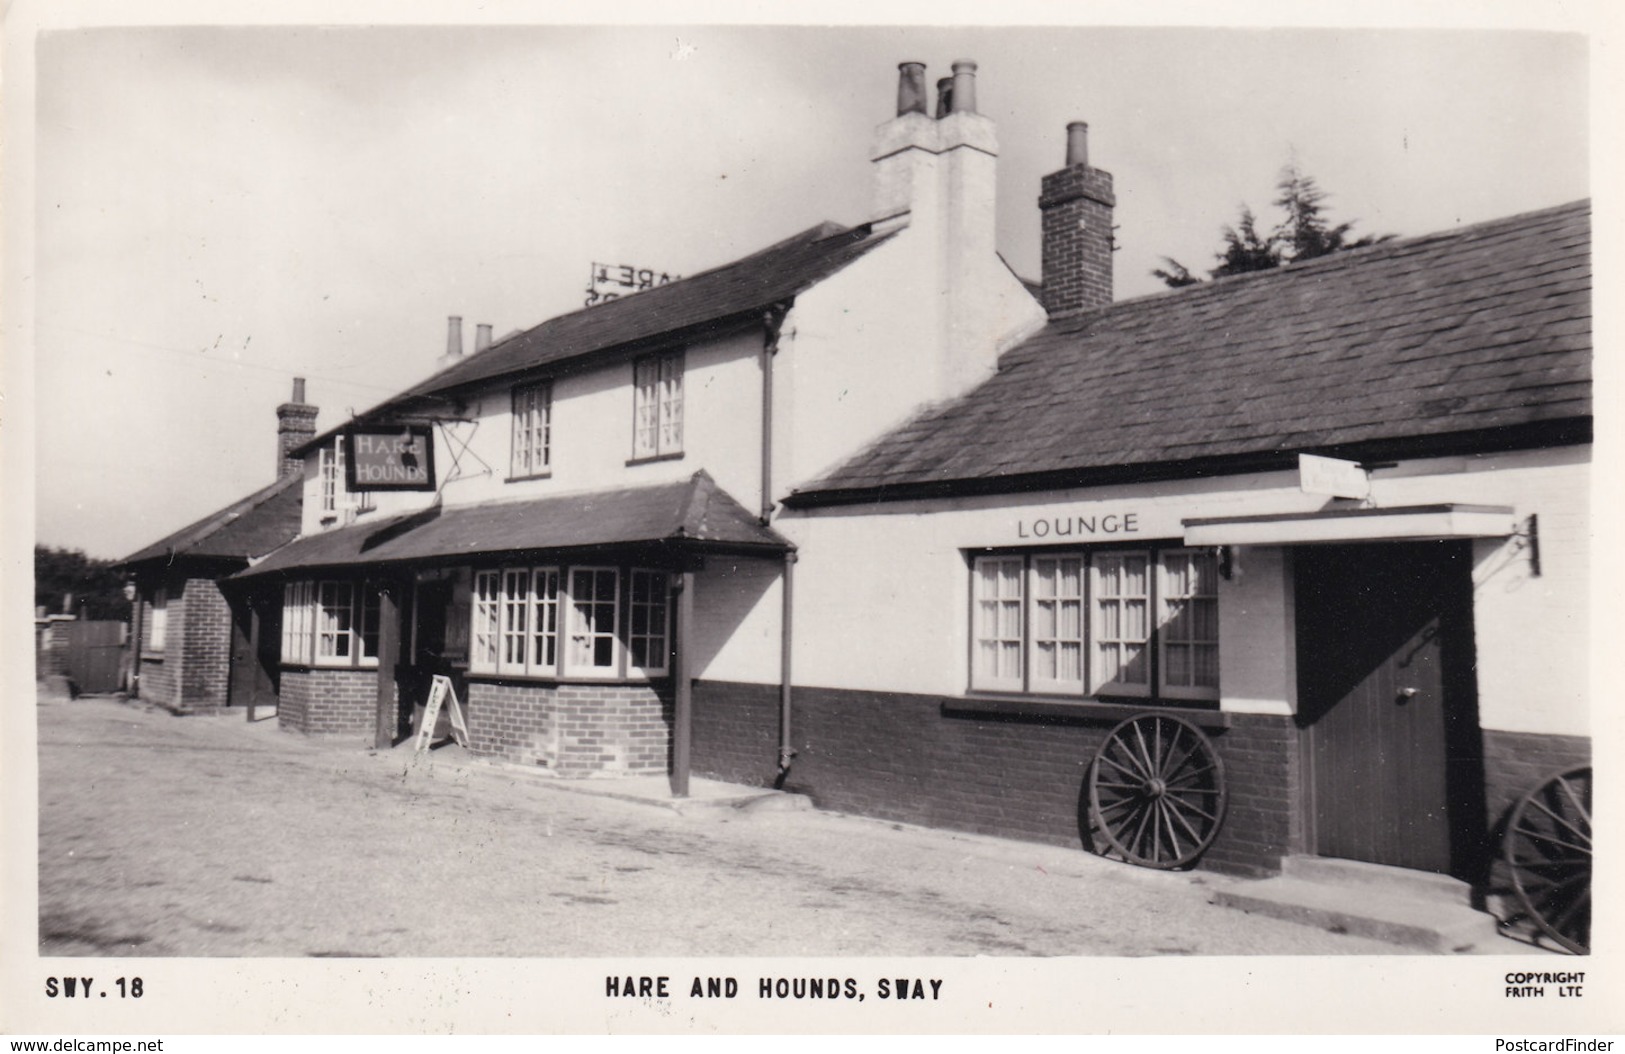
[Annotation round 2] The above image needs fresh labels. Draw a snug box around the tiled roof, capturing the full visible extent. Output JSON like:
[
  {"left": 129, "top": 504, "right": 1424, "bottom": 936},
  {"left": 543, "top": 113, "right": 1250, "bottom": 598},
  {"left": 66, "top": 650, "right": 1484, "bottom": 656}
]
[
  {"left": 119, "top": 474, "right": 302, "bottom": 568},
  {"left": 234, "top": 471, "right": 789, "bottom": 579},
  {"left": 296, "top": 220, "right": 895, "bottom": 454},
  {"left": 791, "top": 200, "right": 1591, "bottom": 503}
]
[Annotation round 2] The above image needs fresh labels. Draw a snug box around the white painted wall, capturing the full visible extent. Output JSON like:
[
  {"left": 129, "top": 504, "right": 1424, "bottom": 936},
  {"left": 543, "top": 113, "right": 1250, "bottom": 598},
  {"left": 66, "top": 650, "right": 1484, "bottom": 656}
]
[
  {"left": 297, "top": 328, "right": 768, "bottom": 532},
  {"left": 691, "top": 555, "right": 784, "bottom": 684},
  {"left": 776, "top": 227, "right": 1046, "bottom": 492},
  {"left": 772, "top": 446, "right": 1590, "bottom": 736}
]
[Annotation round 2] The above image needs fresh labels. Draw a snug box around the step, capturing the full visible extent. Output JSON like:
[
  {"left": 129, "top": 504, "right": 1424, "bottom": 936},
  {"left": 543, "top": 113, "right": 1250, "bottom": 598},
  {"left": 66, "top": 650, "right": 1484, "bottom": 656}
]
[
  {"left": 1211, "top": 858, "right": 1502, "bottom": 953},
  {"left": 1281, "top": 854, "right": 1471, "bottom": 897}
]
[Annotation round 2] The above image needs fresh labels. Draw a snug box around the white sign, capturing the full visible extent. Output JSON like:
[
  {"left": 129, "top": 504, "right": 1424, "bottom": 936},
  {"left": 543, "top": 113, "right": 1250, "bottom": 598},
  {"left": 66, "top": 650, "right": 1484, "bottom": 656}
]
[
  {"left": 414, "top": 674, "right": 470, "bottom": 752},
  {"left": 1299, "top": 453, "right": 1370, "bottom": 500}
]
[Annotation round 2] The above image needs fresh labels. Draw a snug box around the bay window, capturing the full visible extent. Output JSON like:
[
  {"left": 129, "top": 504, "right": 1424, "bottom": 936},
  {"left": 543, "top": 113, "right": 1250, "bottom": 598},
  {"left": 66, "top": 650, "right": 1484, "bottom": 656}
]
[
  {"left": 281, "top": 579, "right": 379, "bottom": 668},
  {"left": 470, "top": 563, "right": 669, "bottom": 679},
  {"left": 971, "top": 547, "right": 1219, "bottom": 701}
]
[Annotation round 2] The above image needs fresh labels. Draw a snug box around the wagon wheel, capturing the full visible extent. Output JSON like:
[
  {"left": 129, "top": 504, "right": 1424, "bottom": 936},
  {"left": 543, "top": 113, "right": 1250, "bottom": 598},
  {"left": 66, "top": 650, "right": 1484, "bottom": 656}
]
[
  {"left": 1088, "top": 713, "right": 1227, "bottom": 870},
  {"left": 1505, "top": 765, "right": 1591, "bottom": 955}
]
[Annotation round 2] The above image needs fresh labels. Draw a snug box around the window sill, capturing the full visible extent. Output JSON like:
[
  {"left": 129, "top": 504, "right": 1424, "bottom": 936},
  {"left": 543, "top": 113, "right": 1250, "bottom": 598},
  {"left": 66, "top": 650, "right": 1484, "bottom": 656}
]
[
  {"left": 139, "top": 651, "right": 165, "bottom": 662},
  {"left": 506, "top": 471, "right": 553, "bottom": 484},
  {"left": 625, "top": 452, "right": 685, "bottom": 467},
  {"left": 466, "top": 672, "right": 670, "bottom": 688},
  {"left": 942, "top": 694, "right": 1232, "bottom": 729}
]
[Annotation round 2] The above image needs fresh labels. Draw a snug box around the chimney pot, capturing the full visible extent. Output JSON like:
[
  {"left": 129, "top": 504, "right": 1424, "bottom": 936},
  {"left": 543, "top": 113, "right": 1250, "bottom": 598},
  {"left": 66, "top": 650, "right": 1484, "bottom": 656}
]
[
  {"left": 445, "top": 315, "right": 464, "bottom": 360},
  {"left": 475, "top": 323, "right": 493, "bottom": 353},
  {"left": 896, "top": 62, "right": 928, "bottom": 116},
  {"left": 1066, "top": 121, "right": 1089, "bottom": 168},
  {"left": 949, "top": 59, "right": 977, "bottom": 114},
  {"left": 291, "top": 377, "right": 306, "bottom": 404},
  {"left": 935, "top": 77, "right": 954, "bottom": 118}
]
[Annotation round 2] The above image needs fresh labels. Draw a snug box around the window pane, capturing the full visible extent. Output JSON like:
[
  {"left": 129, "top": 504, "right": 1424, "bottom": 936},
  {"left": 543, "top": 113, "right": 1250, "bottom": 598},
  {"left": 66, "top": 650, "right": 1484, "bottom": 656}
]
[
  {"left": 1159, "top": 550, "right": 1220, "bottom": 691},
  {"left": 1094, "top": 552, "right": 1151, "bottom": 694},
  {"left": 569, "top": 567, "right": 619, "bottom": 670},
  {"left": 971, "top": 557, "right": 1024, "bottom": 688}
]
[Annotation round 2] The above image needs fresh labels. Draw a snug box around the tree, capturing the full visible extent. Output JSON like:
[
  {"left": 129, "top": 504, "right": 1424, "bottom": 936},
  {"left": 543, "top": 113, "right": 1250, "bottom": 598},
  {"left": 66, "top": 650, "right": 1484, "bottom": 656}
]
[
  {"left": 1155, "top": 164, "right": 1390, "bottom": 288},
  {"left": 34, "top": 546, "right": 131, "bottom": 621},
  {"left": 1272, "top": 164, "right": 1389, "bottom": 263}
]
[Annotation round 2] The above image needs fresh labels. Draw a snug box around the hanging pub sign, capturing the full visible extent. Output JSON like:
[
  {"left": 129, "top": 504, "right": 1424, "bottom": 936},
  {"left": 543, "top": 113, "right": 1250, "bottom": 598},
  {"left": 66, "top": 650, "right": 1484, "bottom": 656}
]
[{"left": 345, "top": 426, "right": 436, "bottom": 491}]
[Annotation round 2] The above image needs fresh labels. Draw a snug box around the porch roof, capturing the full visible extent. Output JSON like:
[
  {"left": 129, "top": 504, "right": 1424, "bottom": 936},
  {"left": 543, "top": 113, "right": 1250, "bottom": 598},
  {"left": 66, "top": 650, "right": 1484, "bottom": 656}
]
[{"left": 234, "top": 470, "right": 789, "bottom": 579}]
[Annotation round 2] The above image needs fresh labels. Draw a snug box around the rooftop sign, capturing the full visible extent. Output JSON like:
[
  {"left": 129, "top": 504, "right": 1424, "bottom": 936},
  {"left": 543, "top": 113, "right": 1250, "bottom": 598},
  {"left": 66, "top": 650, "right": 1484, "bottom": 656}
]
[
  {"left": 584, "top": 262, "right": 681, "bottom": 308},
  {"left": 345, "top": 426, "right": 435, "bottom": 492}
]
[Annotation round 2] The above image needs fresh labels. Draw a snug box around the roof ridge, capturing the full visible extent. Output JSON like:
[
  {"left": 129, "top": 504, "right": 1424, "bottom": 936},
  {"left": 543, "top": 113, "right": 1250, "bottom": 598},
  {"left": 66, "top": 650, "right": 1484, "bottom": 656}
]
[{"left": 1051, "top": 197, "right": 1592, "bottom": 323}]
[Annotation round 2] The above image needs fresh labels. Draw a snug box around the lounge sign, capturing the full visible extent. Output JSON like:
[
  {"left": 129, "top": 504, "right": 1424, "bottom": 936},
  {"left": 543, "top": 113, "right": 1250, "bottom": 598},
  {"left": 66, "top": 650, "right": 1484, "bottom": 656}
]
[{"left": 345, "top": 426, "right": 435, "bottom": 492}]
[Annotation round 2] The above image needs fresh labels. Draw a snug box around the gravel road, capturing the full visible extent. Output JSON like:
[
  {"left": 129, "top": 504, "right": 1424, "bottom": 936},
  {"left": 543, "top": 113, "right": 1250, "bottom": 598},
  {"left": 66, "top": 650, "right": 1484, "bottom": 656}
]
[{"left": 37, "top": 696, "right": 1416, "bottom": 957}]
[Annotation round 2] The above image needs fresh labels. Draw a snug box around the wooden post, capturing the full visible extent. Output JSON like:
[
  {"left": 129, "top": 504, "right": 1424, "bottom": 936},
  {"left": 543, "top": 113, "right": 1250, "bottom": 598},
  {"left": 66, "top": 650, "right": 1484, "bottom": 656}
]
[
  {"left": 375, "top": 584, "right": 400, "bottom": 750},
  {"left": 671, "top": 569, "right": 694, "bottom": 798},
  {"left": 246, "top": 603, "right": 261, "bottom": 723}
]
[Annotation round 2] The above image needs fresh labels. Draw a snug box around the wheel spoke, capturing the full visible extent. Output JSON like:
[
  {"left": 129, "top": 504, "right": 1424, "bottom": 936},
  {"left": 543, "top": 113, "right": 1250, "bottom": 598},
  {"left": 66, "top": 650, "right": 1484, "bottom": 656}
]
[
  {"left": 1130, "top": 723, "right": 1157, "bottom": 783},
  {"left": 1107, "top": 738, "right": 1154, "bottom": 782},
  {"left": 1525, "top": 797, "right": 1592, "bottom": 849},
  {"left": 1098, "top": 753, "right": 1148, "bottom": 783},
  {"left": 1512, "top": 827, "right": 1592, "bottom": 857},
  {"left": 1166, "top": 797, "right": 1220, "bottom": 823},
  {"left": 1164, "top": 797, "right": 1206, "bottom": 844},
  {"left": 1165, "top": 761, "right": 1218, "bottom": 786},
  {"left": 1557, "top": 776, "right": 1592, "bottom": 829}
]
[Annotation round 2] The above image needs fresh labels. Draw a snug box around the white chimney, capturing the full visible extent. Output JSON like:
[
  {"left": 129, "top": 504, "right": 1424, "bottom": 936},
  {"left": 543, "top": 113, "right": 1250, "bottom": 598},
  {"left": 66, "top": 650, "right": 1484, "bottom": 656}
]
[{"left": 870, "top": 59, "right": 1013, "bottom": 400}]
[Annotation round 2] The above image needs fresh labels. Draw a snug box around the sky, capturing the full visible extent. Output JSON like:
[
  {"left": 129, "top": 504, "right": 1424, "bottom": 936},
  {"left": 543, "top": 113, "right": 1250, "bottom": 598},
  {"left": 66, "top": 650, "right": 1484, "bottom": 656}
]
[{"left": 20, "top": 13, "right": 1595, "bottom": 559}]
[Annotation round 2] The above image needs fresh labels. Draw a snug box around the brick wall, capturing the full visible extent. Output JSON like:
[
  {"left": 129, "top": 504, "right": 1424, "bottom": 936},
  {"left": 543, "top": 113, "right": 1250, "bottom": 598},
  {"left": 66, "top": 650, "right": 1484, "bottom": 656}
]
[
  {"left": 1482, "top": 729, "right": 1591, "bottom": 833},
  {"left": 137, "top": 592, "right": 178, "bottom": 709},
  {"left": 1039, "top": 163, "right": 1115, "bottom": 317},
  {"left": 178, "top": 577, "right": 232, "bottom": 713},
  {"left": 279, "top": 667, "right": 381, "bottom": 739},
  {"left": 691, "top": 680, "right": 782, "bottom": 787},
  {"left": 466, "top": 680, "right": 673, "bottom": 775},
  {"left": 695, "top": 680, "right": 1297, "bottom": 875}
]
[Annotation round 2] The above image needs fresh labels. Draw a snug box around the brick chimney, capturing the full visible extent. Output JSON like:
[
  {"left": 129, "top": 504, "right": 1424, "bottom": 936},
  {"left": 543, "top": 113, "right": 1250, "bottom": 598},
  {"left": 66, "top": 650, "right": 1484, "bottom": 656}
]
[
  {"left": 1039, "top": 120, "right": 1116, "bottom": 317},
  {"left": 276, "top": 377, "right": 318, "bottom": 478}
]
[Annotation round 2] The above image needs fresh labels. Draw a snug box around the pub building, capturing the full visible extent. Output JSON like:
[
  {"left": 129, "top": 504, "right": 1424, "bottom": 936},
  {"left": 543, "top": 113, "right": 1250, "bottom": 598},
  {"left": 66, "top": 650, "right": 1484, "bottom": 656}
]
[{"left": 229, "top": 60, "right": 1590, "bottom": 894}]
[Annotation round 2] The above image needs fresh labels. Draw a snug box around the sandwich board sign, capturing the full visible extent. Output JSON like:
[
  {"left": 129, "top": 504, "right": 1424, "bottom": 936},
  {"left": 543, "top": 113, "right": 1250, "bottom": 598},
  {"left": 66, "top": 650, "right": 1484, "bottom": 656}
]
[
  {"left": 1298, "top": 453, "right": 1370, "bottom": 500},
  {"left": 413, "top": 674, "right": 469, "bottom": 752}
]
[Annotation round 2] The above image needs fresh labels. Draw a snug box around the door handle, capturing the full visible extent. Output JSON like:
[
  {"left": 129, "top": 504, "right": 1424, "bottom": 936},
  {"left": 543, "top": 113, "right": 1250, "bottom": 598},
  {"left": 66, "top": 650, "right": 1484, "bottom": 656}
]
[{"left": 1397, "top": 687, "right": 1420, "bottom": 701}]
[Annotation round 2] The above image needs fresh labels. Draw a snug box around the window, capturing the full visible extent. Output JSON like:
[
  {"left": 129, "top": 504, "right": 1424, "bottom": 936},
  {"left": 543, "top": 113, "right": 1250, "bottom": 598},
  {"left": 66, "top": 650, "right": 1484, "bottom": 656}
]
[
  {"left": 147, "top": 587, "right": 168, "bottom": 652},
  {"left": 632, "top": 351, "right": 683, "bottom": 459},
  {"left": 319, "top": 440, "right": 344, "bottom": 516},
  {"left": 511, "top": 381, "right": 553, "bottom": 478},
  {"left": 281, "top": 579, "right": 378, "bottom": 668},
  {"left": 628, "top": 569, "right": 670, "bottom": 673},
  {"left": 970, "top": 548, "right": 1219, "bottom": 701},
  {"left": 472, "top": 567, "right": 561, "bottom": 677},
  {"left": 282, "top": 581, "right": 314, "bottom": 665},
  {"left": 470, "top": 563, "right": 668, "bottom": 679},
  {"left": 569, "top": 567, "right": 620, "bottom": 672}
]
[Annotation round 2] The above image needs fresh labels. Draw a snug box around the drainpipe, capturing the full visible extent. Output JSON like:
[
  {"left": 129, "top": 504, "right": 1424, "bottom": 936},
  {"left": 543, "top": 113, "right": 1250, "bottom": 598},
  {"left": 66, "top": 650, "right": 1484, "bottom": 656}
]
[
  {"left": 759, "top": 301, "right": 791, "bottom": 525},
  {"left": 775, "top": 550, "right": 798, "bottom": 785}
]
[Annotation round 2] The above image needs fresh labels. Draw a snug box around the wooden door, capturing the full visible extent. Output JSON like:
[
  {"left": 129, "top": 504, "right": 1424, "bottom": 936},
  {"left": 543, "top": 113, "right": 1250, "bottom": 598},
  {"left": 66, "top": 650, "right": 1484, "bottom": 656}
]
[
  {"left": 1295, "top": 541, "right": 1484, "bottom": 876},
  {"left": 227, "top": 598, "right": 279, "bottom": 710}
]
